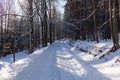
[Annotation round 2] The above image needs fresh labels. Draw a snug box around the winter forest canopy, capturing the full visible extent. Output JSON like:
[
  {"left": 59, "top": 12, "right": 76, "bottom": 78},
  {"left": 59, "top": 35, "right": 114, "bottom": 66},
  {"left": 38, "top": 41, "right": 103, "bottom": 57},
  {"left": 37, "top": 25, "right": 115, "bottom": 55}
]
[{"left": 0, "top": 0, "right": 120, "bottom": 61}]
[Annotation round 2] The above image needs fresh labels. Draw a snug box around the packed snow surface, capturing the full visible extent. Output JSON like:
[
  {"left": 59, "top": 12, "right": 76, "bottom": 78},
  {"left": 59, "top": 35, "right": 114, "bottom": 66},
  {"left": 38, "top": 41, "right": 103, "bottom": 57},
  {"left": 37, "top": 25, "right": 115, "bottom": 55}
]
[
  {"left": 70, "top": 40, "right": 120, "bottom": 80},
  {"left": 0, "top": 40, "right": 120, "bottom": 80}
]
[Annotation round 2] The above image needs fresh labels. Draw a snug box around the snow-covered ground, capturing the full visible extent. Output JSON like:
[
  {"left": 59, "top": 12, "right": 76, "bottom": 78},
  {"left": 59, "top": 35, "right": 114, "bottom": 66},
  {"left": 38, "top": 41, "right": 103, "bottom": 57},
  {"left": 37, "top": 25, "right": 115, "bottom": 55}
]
[
  {"left": 0, "top": 50, "right": 29, "bottom": 69},
  {"left": 0, "top": 40, "right": 120, "bottom": 80},
  {"left": 69, "top": 40, "right": 120, "bottom": 80}
]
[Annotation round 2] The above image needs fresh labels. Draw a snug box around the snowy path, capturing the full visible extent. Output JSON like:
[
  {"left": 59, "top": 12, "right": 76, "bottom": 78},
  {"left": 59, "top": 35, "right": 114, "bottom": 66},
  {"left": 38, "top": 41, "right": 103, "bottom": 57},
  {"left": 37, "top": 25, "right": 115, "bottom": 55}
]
[{"left": 10, "top": 41, "right": 110, "bottom": 80}]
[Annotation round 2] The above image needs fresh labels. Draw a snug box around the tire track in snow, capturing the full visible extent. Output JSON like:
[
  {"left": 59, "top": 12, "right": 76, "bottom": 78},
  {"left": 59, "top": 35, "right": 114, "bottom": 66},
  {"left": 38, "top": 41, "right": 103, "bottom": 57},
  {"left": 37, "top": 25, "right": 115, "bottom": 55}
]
[
  {"left": 58, "top": 42, "right": 111, "bottom": 80},
  {"left": 11, "top": 41, "right": 110, "bottom": 80}
]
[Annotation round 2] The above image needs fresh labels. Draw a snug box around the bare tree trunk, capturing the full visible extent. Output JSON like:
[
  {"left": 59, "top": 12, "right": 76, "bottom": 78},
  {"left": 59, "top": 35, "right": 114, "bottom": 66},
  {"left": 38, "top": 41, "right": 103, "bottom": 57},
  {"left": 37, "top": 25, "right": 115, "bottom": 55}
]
[
  {"left": 112, "top": 0, "right": 119, "bottom": 49},
  {"left": 48, "top": 0, "right": 53, "bottom": 44},
  {"left": 41, "top": 0, "right": 48, "bottom": 47},
  {"left": 109, "top": 0, "right": 119, "bottom": 51},
  {"left": 118, "top": 0, "right": 120, "bottom": 29},
  {"left": 92, "top": 0, "right": 99, "bottom": 43},
  {"left": 29, "top": 0, "right": 34, "bottom": 53},
  {"left": 0, "top": 16, "right": 3, "bottom": 58}
]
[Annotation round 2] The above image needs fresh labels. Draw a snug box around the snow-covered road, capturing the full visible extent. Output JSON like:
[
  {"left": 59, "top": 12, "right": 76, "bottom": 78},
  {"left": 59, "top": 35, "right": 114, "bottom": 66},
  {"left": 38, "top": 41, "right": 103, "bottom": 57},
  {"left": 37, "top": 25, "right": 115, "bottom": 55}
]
[{"left": 0, "top": 41, "right": 111, "bottom": 80}]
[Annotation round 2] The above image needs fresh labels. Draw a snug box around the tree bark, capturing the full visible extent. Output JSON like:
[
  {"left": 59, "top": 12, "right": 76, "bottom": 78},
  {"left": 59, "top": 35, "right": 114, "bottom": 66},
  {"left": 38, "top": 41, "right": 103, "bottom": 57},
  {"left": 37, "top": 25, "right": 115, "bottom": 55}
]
[
  {"left": 109, "top": 0, "right": 119, "bottom": 51},
  {"left": 29, "top": 0, "right": 34, "bottom": 53},
  {"left": 92, "top": 0, "right": 99, "bottom": 43},
  {"left": 41, "top": 0, "right": 48, "bottom": 47}
]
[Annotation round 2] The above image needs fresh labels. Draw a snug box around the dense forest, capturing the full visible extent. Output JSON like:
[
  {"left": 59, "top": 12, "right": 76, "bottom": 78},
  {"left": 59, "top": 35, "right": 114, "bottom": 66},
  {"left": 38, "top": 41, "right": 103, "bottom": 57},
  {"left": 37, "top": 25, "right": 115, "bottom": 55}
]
[
  {"left": 0, "top": 0, "right": 120, "bottom": 60},
  {"left": 63, "top": 0, "right": 120, "bottom": 51},
  {"left": 0, "top": 0, "right": 62, "bottom": 59}
]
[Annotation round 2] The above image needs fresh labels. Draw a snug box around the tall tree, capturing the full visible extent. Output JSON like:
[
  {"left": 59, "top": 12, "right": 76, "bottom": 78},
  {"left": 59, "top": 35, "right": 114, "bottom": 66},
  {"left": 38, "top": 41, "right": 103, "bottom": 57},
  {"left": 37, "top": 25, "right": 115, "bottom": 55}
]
[
  {"left": 18, "top": 0, "right": 35, "bottom": 52},
  {"left": 0, "top": 2, "right": 3, "bottom": 57},
  {"left": 92, "top": 0, "right": 99, "bottom": 43},
  {"left": 109, "top": 0, "right": 119, "bottom": 51},
  {"left": 41, "top": 0, "right": 48, "bottom": 47},
  {"left": 28, "top": 0, "right": 34, "bottom": 52}
]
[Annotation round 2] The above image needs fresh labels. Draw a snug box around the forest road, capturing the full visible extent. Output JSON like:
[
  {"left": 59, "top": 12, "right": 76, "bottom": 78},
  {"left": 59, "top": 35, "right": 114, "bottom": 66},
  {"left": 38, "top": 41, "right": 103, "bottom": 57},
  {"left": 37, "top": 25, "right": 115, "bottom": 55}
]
[{"left": 13, "top": 41, "right": 110, "bottom": 80}]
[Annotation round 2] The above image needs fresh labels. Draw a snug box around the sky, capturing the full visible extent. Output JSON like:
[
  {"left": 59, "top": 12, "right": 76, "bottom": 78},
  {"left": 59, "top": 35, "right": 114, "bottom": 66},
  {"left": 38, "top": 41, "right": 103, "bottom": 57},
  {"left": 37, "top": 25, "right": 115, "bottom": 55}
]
[
  {"left": 56, "top": 0, "right": 67, "bottom": 15},
  {"left": 14, "top": 0, "right": 67, "bottom": 17}
]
